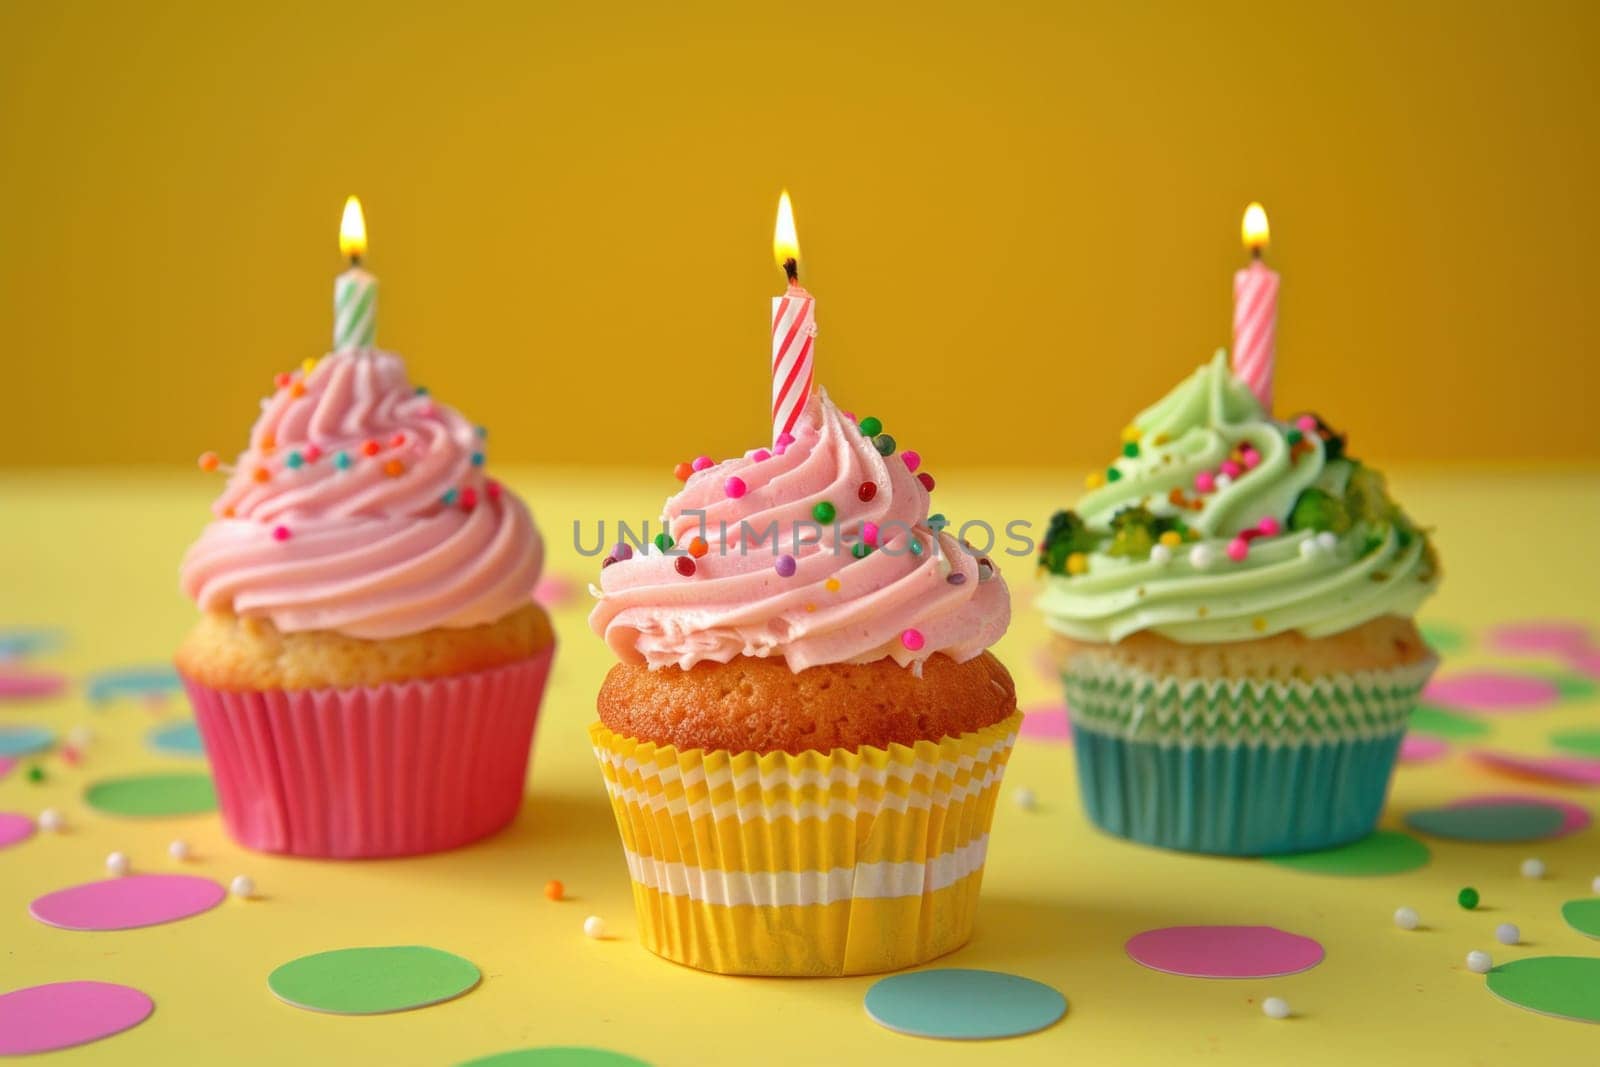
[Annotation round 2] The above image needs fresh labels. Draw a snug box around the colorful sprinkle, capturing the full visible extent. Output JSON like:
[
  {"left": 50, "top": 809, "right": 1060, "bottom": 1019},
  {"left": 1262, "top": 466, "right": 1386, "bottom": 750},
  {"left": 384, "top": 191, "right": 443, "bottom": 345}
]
[
  {"left": 390, "top": 433, "right": 406, "bottom": 448},
  {"left": 858, "top": 481, "right": 877, "bottom": 502},
  {"left": 252, "top": 467, "right": 270, "bottom": 483},
  {"left": 1227, "top": 538, "right": 1249, "bottom": 562},
  {"left": 928, "top": 513, "right": 947, "bottom": 528},
  {"left": 470, "top": 452, "right": 485, "bottom": 467},
  {"left": 918, "top": 472, "right": 937, "bottom": 491},
  {"left": 284, "top": 451, "right": 303, "bottom": 470},
  {"left": 197, "top": 452, "right": 219, "bottom": 472},
  {"left": 725, "top": 477, "right": 747, "bottom": 499},
  {"left": 1242, "top": 448, "right": 1261, "bottom": 470},
  {"left": 825, "top": 577, "right": 841, "bottom": 593},
  {"left": 776, "top": 432, "right": 795, "bottom": 448},
  {"left": 1103, "top": 469, "right": 1120, "bottom": 484},
  {"left": 673, "top": 462, "right": 693, "bottom": 481},
  {"left": 334, "top": 452, "right": 351, "bottom": 470},
  {"left": 289, "top": 381, "right": 306, "bottom": 398},
  {"left": 1459, "top": 887, "right": 1480, "bottom": 910},
  {"left": 859, "top": 417, "right": 882, "bottom": 436},
  {"left": 692, "top": 456, "right": 712, "bottom": 472},
  {"left": 813, "top": 501, "right": 836, "bottom": 523},
  {"left": 272, "top": 526, "right": 291, "bottom": 542},
  {"left": 1122, "top": 441, "right": 1139, "bottom": 458},
  {"left": 1085, "top": 472, "right": 1105, "bottom": 489},
  {"left": 909, "top": 541, "right": 924, "bottom": 556},
  {"left": 687, "top": 537, "right": 708, "bottom": 559},
  {"left": 1286, "top": 428, "right": 1303, "bottom": 445},
  {"left": 654, "top": 533, "right": 674, "bottom": 552},
  {"left": 611, "top": 543, "right": 634, "bottom": 562},
  {"left": 674, "top": 557, "right": 696, "bottom": 577},
  {"left": 852, "top": 543, "right": 872, "bottom": 559},
  {"left": 901, "top": 629, "right": 926, "bottom": 651},
  {"left": 861, "top": 522, "right": 880, "bottom": 547},
  {"left": 274, "top": 372, "right": 291, "bottom": 389},
  {"left": 1158, "top": 530, "right": 1182, "bottom": 548},
  {"left": 1258, "top": 516, "right": 1281, "bottom": 536},
  {"left": 1067, "top": 552, "right": 1088, "bottom": 576},
  {"left": 947, "top": 572, "right": 967, "bottom": 585},
  {"left": 1195, "top": 471, "right": 1215, "bottom": 493},
  {"left": 775, "top": 555, "right": 797, "bottom": 578},
  {"left": 459, "top": 488, "right": 478, "bottom": 511},
  {"left": 486, "top": 481, "right": 503, "bottom": 501},
  {"left": 1296, "top": 415, "right": 1319, "bottom": 433},
  {"left": 1121, "top": 424, "right": 1142, "bottom": 443},
  {"left": 383, "top": 459, "right": 404, "bottom": 478},
  {"left": 1220, "top": 460, "right": 1242, "bottom": 478},
  {"left": 441, "top": 489, "right": 458, "bottom": 506},
  {"left": 361, "top": 440, "right": 381, "bottom": 457},
  {"left": 901, "top": 451, "right": 921, "bottom": 472},
  {"left": 303, "top": 445, "right": 321, "bottom": 463},
  {"left": 260, "top": 434, "right": 275, "bottom": 452},
  {"left": 872, "top": 434, "right": 897, "bottom": 457},
  {"left": 544, "top": 880, "right": 563, "bottom": 902}
]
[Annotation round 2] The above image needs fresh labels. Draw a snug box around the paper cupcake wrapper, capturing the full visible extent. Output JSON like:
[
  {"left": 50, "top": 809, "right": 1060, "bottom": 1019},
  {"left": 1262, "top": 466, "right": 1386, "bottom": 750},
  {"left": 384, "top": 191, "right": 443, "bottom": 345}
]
[
  {"left": 181, "top": 645, "right": 553, "bottom": 859},
  {"left": 1061, "top": 657, "right": 1435, "bottom": 855},
  {"left": 590, "top": 712, "right": 1021, "bottom": 977}
]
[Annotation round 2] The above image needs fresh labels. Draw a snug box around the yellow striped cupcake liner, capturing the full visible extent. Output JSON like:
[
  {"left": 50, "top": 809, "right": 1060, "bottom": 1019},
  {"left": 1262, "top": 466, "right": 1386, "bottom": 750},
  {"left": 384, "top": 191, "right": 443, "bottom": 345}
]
[{"left": 590, "top": 712, "right": 1021, "bottom": 976}]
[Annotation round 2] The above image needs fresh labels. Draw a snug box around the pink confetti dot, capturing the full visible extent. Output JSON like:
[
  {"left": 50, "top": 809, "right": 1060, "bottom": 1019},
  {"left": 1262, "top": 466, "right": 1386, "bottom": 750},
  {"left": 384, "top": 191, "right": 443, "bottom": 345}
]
[
  {"left": 0, "top": 670, "right": 68, "bottom": 701},
  {"left": 30, "top": 874, "right": 226, "bottom": 931},
  {"left": 0, "top": 812, "right": 36, "bottom": 849},
  {"left": 1127, "top": 925, "right": 1325, "bottom": 979},
  {"left": 724, "top": 476, "right": 747, "bottom": 499},
  {"left": 1469, "top": 750, "right": 1600, "bottom": 787},
  {"left": 1018, "top": 704, "right": 1072, "bottom": 743},
  {"left": 0, "top": 981, "right": 154, "bottom": 1056},
  {"left": 1226, "top": 538, "right": 1249, "bottom": 562},
  {"left": 901, "top": 450, "right": 921, "bottom": 472},
  {"left": 1425, "top": 672, "right": 1560, "bottom": 713},
  {"left": 1194, "top": 471, "right": 1216, "bottom": 493},
  {"left": 900, "top": 629, "right": 926, "bottom": 652},
  {"left": 1399, "top": 734, "right": 1450, "bottom": 763},
  {"left": 1487, "top": 621, "right": 1593, "bottom": 656}
]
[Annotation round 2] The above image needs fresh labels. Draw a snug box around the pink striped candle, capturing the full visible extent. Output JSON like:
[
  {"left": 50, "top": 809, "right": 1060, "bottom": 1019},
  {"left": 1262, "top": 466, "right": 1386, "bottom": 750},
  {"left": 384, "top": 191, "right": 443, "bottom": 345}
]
[
  {"left": 1231, "top": 202, "right": 1278, "bottom": 410},
  {"left": 771, "top": 191, "right": 815, "bottom": 443}
]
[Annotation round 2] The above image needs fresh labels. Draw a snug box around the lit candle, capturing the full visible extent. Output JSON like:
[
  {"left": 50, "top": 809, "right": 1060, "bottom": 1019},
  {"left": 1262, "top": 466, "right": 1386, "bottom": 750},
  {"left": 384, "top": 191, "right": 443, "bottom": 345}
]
[
  {"left": 334, "top": 196, "right": 377, "bottom": 352},
  {"left": 771, "top": 190, "right": 816, "bottom": 443},
  {"left": 1231, "top": 202, "right": 1278, "bottom": 409}
]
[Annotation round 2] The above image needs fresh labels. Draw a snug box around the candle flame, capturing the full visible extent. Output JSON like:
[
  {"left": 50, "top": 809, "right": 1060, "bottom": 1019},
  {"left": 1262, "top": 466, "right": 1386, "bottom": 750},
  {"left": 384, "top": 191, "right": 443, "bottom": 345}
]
[
  {"left": 1241, "top": 202, "right": 1270, "bottom": 252},
  {"left": 339, "top": 196, "right": 368, "bottom": 260},
  {"left": 773, "top": 190, "right": 800, "bottom": 273}
]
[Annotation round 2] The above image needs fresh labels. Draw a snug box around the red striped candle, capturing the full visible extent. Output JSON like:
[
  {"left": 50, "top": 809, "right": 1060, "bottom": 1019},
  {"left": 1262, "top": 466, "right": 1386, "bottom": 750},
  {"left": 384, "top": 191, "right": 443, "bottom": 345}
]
[
  {"left": 771, "top": 191, "right": 815, "bottom": 443},
  {"left": 1231, "top": 202, "right": 1278, "bottom": 410}
]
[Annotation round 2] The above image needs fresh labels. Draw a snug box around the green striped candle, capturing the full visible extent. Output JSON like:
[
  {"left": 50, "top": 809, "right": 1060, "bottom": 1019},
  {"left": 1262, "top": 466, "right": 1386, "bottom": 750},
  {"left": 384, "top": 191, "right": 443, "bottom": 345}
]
[{"left": 334, "top": 196, "right": 377, "bottom": 350}]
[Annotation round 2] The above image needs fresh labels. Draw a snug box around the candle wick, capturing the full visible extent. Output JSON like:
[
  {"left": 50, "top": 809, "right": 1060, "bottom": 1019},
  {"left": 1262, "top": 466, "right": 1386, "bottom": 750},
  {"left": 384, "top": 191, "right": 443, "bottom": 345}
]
[
  {"left": 348, "top": 254, "right": 362, "bottom": 268},
  {"left": 1251, "top": 246, "right": 1263, "bottom": 262},
  {"left": 783, "top": 257, "right": 799, "bottom": 283}
]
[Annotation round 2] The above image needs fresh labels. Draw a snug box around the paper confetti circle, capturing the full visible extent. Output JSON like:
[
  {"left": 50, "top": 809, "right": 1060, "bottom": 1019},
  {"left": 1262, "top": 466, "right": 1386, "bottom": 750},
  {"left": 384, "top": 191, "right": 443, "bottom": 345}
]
[
  {"left": 85, "top": 773, "right": 216, "bottom": 817},
  {"left": 31, "top": 874, "right": 226, "bottom": 931},
  {"left": 268, "top": 946, "right": 481, "bottom": 1015},
  {"left": 1424, "top": 672, "right": 1560, "bottom": 713},
  {"left": 1408, "top": 704, "right": 1491, "bottom": 739},
  {"left": 1448, "top": 793, "right": 1591, "bottom": 837},
  {"left": 1399, "top": 734, "right": 1450, "bottom": 763},
  {"left": 1561, "top": 899, "right": 1600, "bottom": 940},
  {"left": 1486, "top": 621, "right": 1592, "bottom": 656},
  {"left": 0, "top": 670, "right": 68, "bottom": 701},
  {"left": 0, "top": 724, "right": 55, "bottom": 756},
  {"left": 864, "top": 968, "right": 1066, "bottom": 1040},
  {"left": 1468, "top": 750, "right": 1600, "bottom": 787},
  {"left": 1404, "top": 802, "right": 1566, "bottom": 843},
  {"left": 85, "top": 664, "right": 182, "bottom": 704},
  {"left": 0, "top": 981, "right": 154, "bottom": 1055},
  {"left": 1418, "top": 621, "right": 1469, "bottom": 656},
  {"left": 0, "top": 811, "right": 36, "bottom": 849},
  {"left": 1267, "top": 830, "right": 1431, "bottom": 877},
  {"left": 1550, "top": 729, "right": 1600, "bottom": 758},
  {"left": 1019, "top": 703, "right": 1072, "bottom": 743},
  {"left": 1125, "top": 925, "right": 1325, "bottom": 979},
  {"left": 1485, "top": 956, "right": 1600, "bottom": 1024},
  {"left": 146, "top": 720, "right": 205, "bottom": 757},
  {"left": 461, "top": 1049, "right": 653, "bottom": 1067}
]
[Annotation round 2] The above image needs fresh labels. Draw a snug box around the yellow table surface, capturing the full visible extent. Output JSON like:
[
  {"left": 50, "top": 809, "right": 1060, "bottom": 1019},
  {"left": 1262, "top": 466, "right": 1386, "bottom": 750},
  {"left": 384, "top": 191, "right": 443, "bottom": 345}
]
[{"left": 2, "top": 466, "right": 1597, "bottom": 1065}]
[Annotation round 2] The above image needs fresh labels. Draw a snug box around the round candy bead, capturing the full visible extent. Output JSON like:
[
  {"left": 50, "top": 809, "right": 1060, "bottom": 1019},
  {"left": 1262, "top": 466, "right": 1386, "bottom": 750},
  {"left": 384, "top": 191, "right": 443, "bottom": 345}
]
[
  {"left": 441, "top": 489, "right": 459, "bottom": 506},
  {"left": 1189, "top": 544, "right": 1217, "bottom": 569},
  {"left": 362, "top": 440, "right": 381, "bottom": 456},
  {"left": 611, "top": 543, "right": 634, "bottom": 562},
  {"left": 470, "top": 451, "right": 485, "bottom": 467},
  {"left": 1220, "top": 460, "right": 1242, "bottom": 478},
  {"left": 1149, "top": 544, "right": 1172, "bottom": 565},
  {"left": 858, "top": 481, "right": 877, "bottom": 502},
  {"left": 1242, "top": 449, "right": 1262, "bottom": 470},
  {"left": 230, "top": 874, "right": 255, "bottom": 899},
  {"left": 383, "top": 459, "right": 404, "bottom": 477},
  {"left": 1296, "top": 415, "right": 1319, "bottom": 433},
  {"left": 272, "top": 526, "right": 291, "bottom": 542},
  {"left": 1315, "top": 531, "right": 1339, "bottom": 552},
  {"left": 334, "top": 452, "right": 352, "bottom": 470},
  {"left": 1458, "top": 887, "right": 1480, "bottom": 910},
  {"left": 1495, "top": 923, "right": 1520, "bottom": 945},
  {"left": 303, "top": 445, "right": 322, "bottom": 463},
  {"left": 851, "top": 543, "right": 871, "bottom": 559},
  {"left": 900, "top": 629, "right": 926, "bottom": 651},
  {"left": 674, "top": 557, "right": 696, "bottom": 577},
  {"left": 198, "top": 451, "right": 219, "bottom": 472},
  {"left": 38, "top": 808, "right": 64, "bottom": 833},
  {"left": 106, "top": 852, "right": 130, "bottom": 876},
  {"left": 946, "top": 572, "right": 966, "bottom": 585},
  {"left": 861, "top": 522, "right": 879, "bottom": 547},
  {"left": 1103, "top": 469, "right": 1120, "bottom": 484},
  {"left": 909, "top": 541, "right": 924, "bottom": 556},
  {"left": 583, "top": 915, "right": 608, "bottom": 939},
  {"left": 1014, "top": 787, "right": 1037, "bottom": 811},
  {"left": 692, "top": 455, "right": 713, "bottom": 472},
  {"left": 859, "top": 416, "right": 882, "bottom": 437},
  {"left": 687, "top": 537, "right": 708, "bottom": 559},
  {"left": 1262, "top": 997, "right": 1290, "bottom": 1020},
  {"left": 901, "top": 450, "right": 921, "bottom": 472},
  {"left": 1258, "top": 516, "right": 1281, "bottom": 536},
  {"left": 725, "top": 476, "right": 747, "bottom": 499},
  {"left": 168, "top": 839, "right": 191, "bottom": 861},
  {"left": 1122, "top": 441, "right": 1139, "bottom": 458},
  {"left": 1194, "top": 471, "right": 1216, "bottom": 493},
  {"left": 544, "top": 880, "right": 564, "bottom": 902},
  {"left": 1466, "top": 950, "right": 1492, "bottom": 974},
  {"left": 1226, "top": 538, "right": 1249, "bottom": 562},
  {"left": 918, "top": 472, "right": 937, "bottom": 491},
  {"left": 774, "top": 555, "right": 797, "bottom": 578},
  {"left": 1520, "top": 857, "right": 1545, "bottom": 879},
  {"left": 1215, "top": 473, "right": 1234, "bottom": 490},
  {"left": 1393, "top": 906, "right": 1420, "bottom": 930},
  {"left": 813, "top": 501, "right": 836, "bottom": 523},
  {"left": 673, "top": 461, "right": 694, "bottom": 481},
  {"left": 654, "top": 533, "right": 674, "bottom": 551},
  {"left": 459, "top": 488, "right": 478, "bottom": 510},
  {"left": 873, "top": 433, "right": 897, "bottom": 456},
  {"left": 751, "top": 448, "right": 771, "bottom": 463}
]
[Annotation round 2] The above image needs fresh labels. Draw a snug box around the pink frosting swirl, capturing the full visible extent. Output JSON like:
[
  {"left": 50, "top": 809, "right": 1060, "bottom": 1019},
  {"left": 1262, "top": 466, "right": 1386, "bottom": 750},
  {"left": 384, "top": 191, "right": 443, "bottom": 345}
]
[
  {"left": 590, "top": 389, "right": 1010, "bottom": 671},
  {"left": 180, "top": 350, "right": 542, "bottom": 639}
]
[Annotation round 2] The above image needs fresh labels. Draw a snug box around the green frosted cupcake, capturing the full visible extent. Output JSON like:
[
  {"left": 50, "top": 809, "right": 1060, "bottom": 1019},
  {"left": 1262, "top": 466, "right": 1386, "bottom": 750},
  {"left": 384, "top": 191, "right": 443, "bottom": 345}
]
[{"left": 1036, "top": 352, "right": 1440, "bottom": 855}]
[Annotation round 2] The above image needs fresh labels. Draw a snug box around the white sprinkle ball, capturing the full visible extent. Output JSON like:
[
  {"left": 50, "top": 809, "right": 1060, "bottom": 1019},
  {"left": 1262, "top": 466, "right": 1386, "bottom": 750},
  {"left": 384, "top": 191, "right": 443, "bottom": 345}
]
[
  {"left": 1591, "top": 875, "right": 1600, "bottom": 894},
  {"left": 1014, "top": 787, "right": 1037, "bottom": 811},
  {"left": 229, "top": 875, "right": 255, "bottom": 898},
  {"left": 1315, "top": 531, "right": 1339, "bottom": 553},
  {"left": 168, "top": 839, "right": 191, "bottom": 861},
  {"left": 67, "top": 725, "right": 94, "bottom": 748},
  {"left": 1189, "top": 544, "right": 1217, "bottom": 569},
  {"left": 37, "top": 808, "right": 64, "bottom": 833},
  {"left": 1393, "top": 906, "right": 1420, "bottom": 930},
  {"left": 1149, "top": 544, "right": 1173, "bottom": 565},
  {"left": 1299, "top": 538, "right": 1320, "bottom": 559},
  {"left": 1262, "top": 996, "right": 1291, "bottom": 1019},
  {"left": 105, "top": 851, "right": 130, "bottom": 876},
  {"left": 1466, "top": 950, "right": 1493, "bottom": 974},
  {"left": 1520, "top": 857, "right": 1545, "bottom": 879},
  {"left": 1495, "top": 923, "right": 1520, "bottom": 945},
  {"left": 583, "top": 915, "right": 608, "bottom": 940},
  {"left": 1215, "top": 473, "right": 1234, "bottom": 491}
]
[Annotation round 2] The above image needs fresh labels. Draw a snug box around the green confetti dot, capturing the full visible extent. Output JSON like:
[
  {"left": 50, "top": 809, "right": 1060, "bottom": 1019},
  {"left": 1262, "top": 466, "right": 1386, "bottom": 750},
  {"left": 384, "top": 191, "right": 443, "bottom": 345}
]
[
  {"left": 1418, "top": 621, "right": 1469, "bottom": 655},
  {"left": 1550, "top": 729, "right": 1600, "bottom": 758},
  {"left": 85, "top": 773, "right": 216, "bottom": 817},
  {"left": 1486, "top": 956, "right": 1600, "bottom": 1024},
  {"left": 1267, "top": 830, "right": 1431, "bottom": 877},
  {"left": 268, "top": 946, "right": 479, "bottom": 1015},
  {"left": 1409, "top": 704, "right": 1491, "bottom": 739},
  {"left": 461, "top": 1050, "right": 652, "bottom": 1067},
  {"left": 1560, "top": 898, "right": 1600, "bottom": 940}
]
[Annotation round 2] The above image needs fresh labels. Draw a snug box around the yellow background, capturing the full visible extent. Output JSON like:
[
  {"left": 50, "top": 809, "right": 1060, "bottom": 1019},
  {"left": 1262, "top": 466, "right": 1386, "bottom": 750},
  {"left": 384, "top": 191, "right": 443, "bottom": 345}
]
[
  {"left": 1, "top": 467, "right": 1596, "bottom": 1064},
  {"left": 2, "top": 1, "right": 1597, "bottom": 470}
]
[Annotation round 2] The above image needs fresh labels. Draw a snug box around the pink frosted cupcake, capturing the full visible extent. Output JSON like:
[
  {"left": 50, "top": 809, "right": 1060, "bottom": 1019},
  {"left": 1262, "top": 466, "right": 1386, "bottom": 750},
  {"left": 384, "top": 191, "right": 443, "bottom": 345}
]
[{"left": 177, "top": 349, "right": 553, "bottom": 858}]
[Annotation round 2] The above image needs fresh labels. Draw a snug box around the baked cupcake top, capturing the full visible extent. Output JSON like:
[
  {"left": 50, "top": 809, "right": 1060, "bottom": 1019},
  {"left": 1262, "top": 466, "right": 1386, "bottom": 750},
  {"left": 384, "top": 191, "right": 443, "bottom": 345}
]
[
  {"left": 590, "top": 389, "right": 1010, "bottom": 672},
  {"left": 180, "top": 350, "right": 543, "bottom": 639},
  {"left": 1036, "top": 351, "right": 1439, "bottom": 644}
]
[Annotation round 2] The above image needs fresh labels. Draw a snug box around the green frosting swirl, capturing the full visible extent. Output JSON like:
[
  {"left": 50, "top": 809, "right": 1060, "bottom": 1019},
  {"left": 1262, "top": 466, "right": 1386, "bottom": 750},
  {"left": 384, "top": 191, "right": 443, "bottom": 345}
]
[{"left": 1036, "top": 351, "right": 1439, "bottom": 644}]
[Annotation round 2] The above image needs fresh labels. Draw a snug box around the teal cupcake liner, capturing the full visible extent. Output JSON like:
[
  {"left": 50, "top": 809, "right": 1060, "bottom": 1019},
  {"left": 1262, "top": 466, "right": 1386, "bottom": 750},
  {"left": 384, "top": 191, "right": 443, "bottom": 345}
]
[{"left": 1061, "top": 657, "right": 1435, "bottom": 856}]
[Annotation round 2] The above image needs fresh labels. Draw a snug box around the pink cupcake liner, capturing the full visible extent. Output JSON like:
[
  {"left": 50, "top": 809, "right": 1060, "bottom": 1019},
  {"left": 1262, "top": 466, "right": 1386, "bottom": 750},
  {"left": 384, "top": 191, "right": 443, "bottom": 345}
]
[{"left": 180, "top": 645, "right": 553, "bottom": 858}]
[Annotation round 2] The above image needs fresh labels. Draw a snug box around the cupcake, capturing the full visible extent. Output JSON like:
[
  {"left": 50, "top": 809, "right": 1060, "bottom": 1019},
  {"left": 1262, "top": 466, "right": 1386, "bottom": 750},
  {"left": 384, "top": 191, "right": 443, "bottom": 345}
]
[
  {"left": 588, "top": 390, "right": 1017, "bottom": 976},
  {"left": 177, "top": 350, "right": 553, "bottom": 858},
  {"left": 1036, "top": 352, "right": 1439, "bottom": 855}
]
